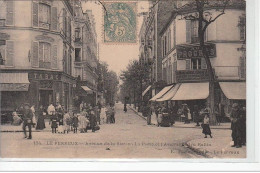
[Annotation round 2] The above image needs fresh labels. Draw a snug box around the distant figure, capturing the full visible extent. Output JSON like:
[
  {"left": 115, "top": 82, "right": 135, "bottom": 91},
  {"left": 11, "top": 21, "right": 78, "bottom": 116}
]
[
  {"left": 110, "top": 104, "right": 115, "bottom": 123},
  {"left": 47, "top": 103, "right": 55, "bottom": 116},
  {"left": 63, "top": 111, "right": 71, "bottom": 134},
  {"left": 31, "top": 105, "right": 36, "bottom": 128},
  {"left": 78, "top": 113, "right": 88, "bottom": 133},
  {"left": 89, "top": 110, "right": 97, "bottom": 132},
  {"left": 124, "top": 103, "right": 127, "bottom": 113},
  {"left": 100, "top": 107, "right": 106, "bottom": 124},
  {"left": 12, "top": 112, "right": 22, "bottom": 126},
  {"left": 50, "top": 112, "right": 58, "bottom": 133},
  {"left": 72, "top": 114, "right": 79, "bottom": 133},
  {"left": 22, "top": 103, "right": 33, "bottom": 139},
  {"left": 80, "top": 101, "right": 84, "bottom": 112},
  {"left": 36, "top": 105, "right": 46, "bottom": 130},
  {"left": 202, "top": 112, "right": 212, "bottom": 138},
  {"left": 230, "top": 103, "right": 242, "bottom": 148}
]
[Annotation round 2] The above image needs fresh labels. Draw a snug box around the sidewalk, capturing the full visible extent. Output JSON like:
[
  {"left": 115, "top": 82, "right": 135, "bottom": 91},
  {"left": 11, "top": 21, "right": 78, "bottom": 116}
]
[
  {"left": 0, "top": 121, "right": 52, "bottom": 132},
  {"left": 186, "top": 132, "right": 246, "bottom": 158},
  {"left": 128, "top": 105, "right": 231, "bottom": 129}
]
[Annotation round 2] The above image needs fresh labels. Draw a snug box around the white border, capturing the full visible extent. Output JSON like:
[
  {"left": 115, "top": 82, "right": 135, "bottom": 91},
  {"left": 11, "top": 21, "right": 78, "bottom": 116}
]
[{"left": 0, "top": 0, "right": 259, "bottom": 171}]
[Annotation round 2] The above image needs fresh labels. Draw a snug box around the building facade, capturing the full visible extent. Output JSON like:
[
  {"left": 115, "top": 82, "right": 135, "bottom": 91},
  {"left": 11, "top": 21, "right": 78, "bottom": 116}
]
[
  {"left": 158, "top": 0, "right": 246, "bottom": 116},
  {"left": 0, "top": 0, "right": 98, "bottom": 114},
  {"left": 139, "top": 1, "right": 177, "bottom": 99}
]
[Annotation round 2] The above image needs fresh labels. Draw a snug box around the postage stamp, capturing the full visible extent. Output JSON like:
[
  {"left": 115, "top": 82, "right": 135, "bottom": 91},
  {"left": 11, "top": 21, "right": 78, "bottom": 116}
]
[{"left": 103, "top": 2, "right": 137, "bottom": 43}]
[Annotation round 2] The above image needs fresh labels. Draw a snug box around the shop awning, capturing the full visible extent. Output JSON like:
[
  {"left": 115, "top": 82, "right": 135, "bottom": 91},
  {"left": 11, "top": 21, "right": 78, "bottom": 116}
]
[
  {"left": 0, "top": 73, "right": 30, "bottom": 91},
  {"left": 81, "top": 86, "right": 93, "bottom": 94},
  {"left": 172, "top": 82, "right": 209, "bottom": 100},
  {"left": 149, "top": 85, "right": 173, "bottom": 101},
  {"left": 142, "top": 85, "right": 151, "bottom": 97},
  {"left": 156, "top": 84, "right": 181, "bottom": 102},
  {"left": 219, "top": 82, "right": 246, "bottom": 100}
]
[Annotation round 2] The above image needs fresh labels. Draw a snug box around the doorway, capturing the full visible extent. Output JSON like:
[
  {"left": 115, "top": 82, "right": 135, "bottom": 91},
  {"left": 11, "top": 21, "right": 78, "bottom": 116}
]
[{"left": 39, "top": 90, "right": 53, "bottom": 109}]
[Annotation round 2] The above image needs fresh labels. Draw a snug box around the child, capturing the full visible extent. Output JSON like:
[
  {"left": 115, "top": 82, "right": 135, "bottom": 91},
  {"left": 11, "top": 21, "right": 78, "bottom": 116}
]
[
  {"left": 50, "top": 113, "right": 58, "bottom": 133},
  {"left": 202, "top": 113, "right": 213, "bottom": 138},
  {"left": 63, "top": 111, "right": 70, "bottom": 134},
  {"left": 72, "top": 113, "right": 79, "bottom": 133}
]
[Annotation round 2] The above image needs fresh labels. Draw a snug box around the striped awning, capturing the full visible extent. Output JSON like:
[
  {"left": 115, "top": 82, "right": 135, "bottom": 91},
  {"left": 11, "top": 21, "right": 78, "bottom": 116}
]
[
  {"left": 150, "top": 85, "right": 173, "bottom": 101},
  {"left": 142, "top": 85, "right": 151, "bottom": 97},
  {"left": 156, "top": 84, "right": 181, "bottom": 102},
  {"left": 219, "top": 82, "right": 246, "bottom": 100}
]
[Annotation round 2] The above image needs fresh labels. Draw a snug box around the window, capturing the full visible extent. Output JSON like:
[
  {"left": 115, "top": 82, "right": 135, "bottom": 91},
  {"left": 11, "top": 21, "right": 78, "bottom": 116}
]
[
  {"left": 0, "top": 40, "right": 6, "bottom": 65},
  {"left": 39, "top": 42, "right": 51, "bottom": 69},
  {"left": 191, "top": 59, "right": 202, "bottom": 70},
  {"left": 239, "top": 16, "right": 246, "bottom": 41},
  {"left": 39, "top": 3, "right": 51, "bottom": 29},
  {"left": 75, "top": 28, "right": 81, "bottom": 41},
  {"left": 75, "top": 48, "right": 81, "bottom": 62},
  {"left": 0, "top": 1, "right": 14, "bottom": 26},
  {"left": 191, "top": 20, "right": 199, "bottom": 43}
]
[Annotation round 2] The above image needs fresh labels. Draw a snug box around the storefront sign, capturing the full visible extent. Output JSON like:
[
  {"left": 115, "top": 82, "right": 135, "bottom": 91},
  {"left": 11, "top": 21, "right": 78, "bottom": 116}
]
[
  {"left": 177, "top": 44, "right": 216, "bottom": 59},
  {"left": 0, "top": 83, "right": 29, "bottom": 91},
  {"left": 176, "top": 69, "right": 209, "bottom": 83},
  {"left": 29, "top": 72, "right": 61, "bottom": 81}
]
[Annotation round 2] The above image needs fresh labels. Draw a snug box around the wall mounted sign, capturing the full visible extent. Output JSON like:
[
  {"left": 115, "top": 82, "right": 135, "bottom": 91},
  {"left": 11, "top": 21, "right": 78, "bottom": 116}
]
[
  {"left": 0, "top": 83, "right": 29, "bottom": 91},
  {"left": 177, "top": 44, "right": 216, "bottom": 60},
  {"left": 29, "top": 71, "right": 61, "bottom": 81}
]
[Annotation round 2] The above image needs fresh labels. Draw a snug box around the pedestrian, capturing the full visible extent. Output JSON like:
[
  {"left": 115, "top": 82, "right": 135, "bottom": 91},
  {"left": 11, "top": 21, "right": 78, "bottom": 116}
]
[
  {"left": 47, "top": 103, "right": 55, "bottom": 116},
  {"left": 230, "top": 103, "right": 243, "bottom": 148},
  {"left": 36, "top": 105, "right": 46, "bottom": 130},
  {"left": 94, "top": 106, "right": 101, "bottom": 125},
  {"left": 12, "top": 111, "right": 22, "bottom": 126},
  {"left": 89, "top": 109, "right": 97, "bottom": 132},
  {"left": 124, "top": 103, "right": 127, "bottom": 113},
  {"left": 182, "top": 104, "right": 190, "bottom": 124},
  {"left": 105, "top": 105, "right": 111, "bottom": 124},
  {"left": 31, "top": 105, "right": 36, "bottom": 128},
  {"left": 110, "top": 104, "right": 115, "bottom": 123},
  {"left": 193, "top": 105, "right": 200, "bottom": 126},
  {"left": 202, "top": 112, "right": 212, "bottom": 138},
  {"left": 50, "top": 112, "right": 58, "bottom": 133},
  {"left": 78, "top": 112, "right": 88, "bottom": 133},
  {"left": 72, "top": 113, "right": 79, "bottom": 133},
  {"left": 100, "top": 106, "right": 106, "bottom": 124},
  {"left": 63, "top": 111, "right": 71, "bottom": 134},
  {"left": 241, "top": 106, "right": 246, "bottom": 146},
  {"left": 22, "top": 103, "right": 33, "bottom": 139}
]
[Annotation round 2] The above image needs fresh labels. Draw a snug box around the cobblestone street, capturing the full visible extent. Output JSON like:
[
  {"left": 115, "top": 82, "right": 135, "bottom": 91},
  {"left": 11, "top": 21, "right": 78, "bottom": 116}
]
[{"left": 0, "top": 103, "right": 245, "bottom": 159}]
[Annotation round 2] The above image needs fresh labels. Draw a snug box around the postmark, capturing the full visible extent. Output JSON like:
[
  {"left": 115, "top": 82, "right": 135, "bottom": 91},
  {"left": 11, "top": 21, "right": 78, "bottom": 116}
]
[{"left": 103, "top": 1, "right": 137, "bottom": 43}]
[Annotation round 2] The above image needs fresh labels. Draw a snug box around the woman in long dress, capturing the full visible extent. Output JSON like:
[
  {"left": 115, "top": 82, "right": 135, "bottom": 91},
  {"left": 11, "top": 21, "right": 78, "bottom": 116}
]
[
  {"left": 36, "top": 105, "right": 46, "bottom": 130},
  {"left": 100, "top": 107, "right": 106, "bottom": 124}
]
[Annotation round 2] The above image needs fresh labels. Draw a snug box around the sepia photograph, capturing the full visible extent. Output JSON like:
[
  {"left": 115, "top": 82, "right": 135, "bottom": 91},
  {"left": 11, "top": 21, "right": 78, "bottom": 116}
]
[{"left": 0, "top": 0, "right": 252, "bottom": 161}]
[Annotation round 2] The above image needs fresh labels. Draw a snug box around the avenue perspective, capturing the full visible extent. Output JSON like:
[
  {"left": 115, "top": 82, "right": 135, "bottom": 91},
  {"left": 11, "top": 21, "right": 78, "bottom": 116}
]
[{"left": 0, "top": 0, "right": 246, "bottom": 159}]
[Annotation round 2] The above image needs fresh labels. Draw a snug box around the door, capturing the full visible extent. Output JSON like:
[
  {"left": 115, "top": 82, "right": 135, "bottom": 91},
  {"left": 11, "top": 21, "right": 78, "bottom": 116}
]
[{"left": 39, "top": 90, "right": 53, "bottom": 109}]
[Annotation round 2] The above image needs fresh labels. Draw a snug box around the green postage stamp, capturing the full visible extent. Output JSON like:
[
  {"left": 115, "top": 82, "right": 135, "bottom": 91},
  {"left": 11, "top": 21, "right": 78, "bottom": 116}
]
[{"left": 103, "top": 2, "right": 137, "bottom": 43}]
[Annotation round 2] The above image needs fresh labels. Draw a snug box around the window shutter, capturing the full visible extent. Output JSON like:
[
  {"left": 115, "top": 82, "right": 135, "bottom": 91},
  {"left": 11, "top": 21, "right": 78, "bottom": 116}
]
[
  {"left": 185, "top": 59, "right": 190, "bottom": 70},
  {"left": 62, "top": 9, "right": 66, "bottom": 36},
  {"left": 67, "top": 16, "right": 71, "bottom": 41},
  {"left": 5, "top": 40, "right": 14, "bottom": 66},
  {"left": 186, "top": 20, "right": 191, "bottom": 43},
  {"left": 51, "top": 45, "right": 58, "bottom": 69},
  {"left": 32, "top": 2, "right": 38, "bottom": 27},
  {"left": 201, "top": 57, "right": 207, "bottom": 69},
  {"left": 6, "top": 1, "right": 14, "bottom": 26},
  {"left": 51, "top": 7, "right": 58, "bottom": 31},
  {"left": 240, "top": 56, "right": 246, "bottom": 79},
  {"left": 32, "top": 41, "right": 39, "bottom": 67}
]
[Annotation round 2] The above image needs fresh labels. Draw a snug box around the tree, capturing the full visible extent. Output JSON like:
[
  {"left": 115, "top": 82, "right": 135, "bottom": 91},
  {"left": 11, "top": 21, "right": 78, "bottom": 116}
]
[{"left": 176, "top": 0, "right": 245, "bottom": 125}]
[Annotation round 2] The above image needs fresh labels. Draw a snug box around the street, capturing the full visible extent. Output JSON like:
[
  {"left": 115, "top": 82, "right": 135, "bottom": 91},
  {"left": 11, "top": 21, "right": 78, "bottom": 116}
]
[{"left": 0, "top": 103, "right": 244, "bottom": 159}]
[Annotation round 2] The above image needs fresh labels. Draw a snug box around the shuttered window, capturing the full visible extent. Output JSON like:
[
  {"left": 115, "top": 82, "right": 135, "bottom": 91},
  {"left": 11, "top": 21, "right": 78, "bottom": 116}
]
[
  {"left": 50, "top": 7, "right": 58, "bottom": 31},
  {"left": 51, "top": 45, "right": 58, "bottom": 69},
  {"left": 240, "top": 56, "right": 246, "bottom": 79},
  {"left": 67, "top": 16, "right": 71, "bottom": 42},
  {"left": 5, "top": 40, "right": 14, "bottom": 66},
  {"left": 186, "top": 20, "right": 191, "bottom": 43},
  {"left": 39, "top": 3, "right": 51, "bottom": 29},
  {"left": 6, "top": 0, "right": 14, "bottom": 26},
  {"left": 62, "top": 9, "right": 67, "bottom": 36},
  {"left": 32, "top": 41, "right": 39, "bottom": 67},
  {"left": 32, "top": 2, "right": 39, "bottom": 27},
  {"left": 39, "top": 42, "right": 51, "bottom": 69},
  {"left": 0, "top": 40, "right": 6, "bottom": 65},
  {"left": 201, "top": 57, "right": 207, "bottom": 69}
]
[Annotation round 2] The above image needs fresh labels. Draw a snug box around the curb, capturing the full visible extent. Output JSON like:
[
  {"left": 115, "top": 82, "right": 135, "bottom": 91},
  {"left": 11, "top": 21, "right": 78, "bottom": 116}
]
[{"left": 127, "top": 106, "right": 157, "bottom": 126}]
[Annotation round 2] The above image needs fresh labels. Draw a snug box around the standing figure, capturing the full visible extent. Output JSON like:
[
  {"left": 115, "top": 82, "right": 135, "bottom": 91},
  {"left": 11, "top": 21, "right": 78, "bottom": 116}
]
[
  {"left": 89, "top": 110, "right": 97, "bottom": 132},
  {"left": 94, "top": 106, "right": 101, "bottom": 125},
  {"left": 57, "top": 106, "right": 64, "bottom": 133},
  {"left": 72, "top": 114, "right": 79, "bottom": 133},
  {"left": 202, "top": 112, "right": 212, "bottom": 138},
  {"left": 63, "top": 111, "right": 71, "bottom": 134},
  {"left": 36, "top": 105, "right": 46, "bottom": 130},
  {"left": 78, "top": 113, "right": 88, "bottom": 133},
  {"left": 105, "top": 105, "right": 111, "bottom": 124},
  {"left": 183, "top": 104, "right": 190, "bottom": 124},
  {"left": 50, "top": 113, "right": 58, "bottom": 133},
  {"left": 80, "top": 101, "right": 84, "bottom": 112},
  {"left": 110, "top": 104, "right": 115, "bottom": 124},
  {"left": 193, "top": 105, "right": 200, "bottom": 126},
  {"left": 100, "top": 106, "right": 106, "bottom": 124},
  {"left": 124, "top": 103, "right": 127, "bottom": 113},
  {"left": 31, "top": 105, "right": 36, "bottom": 128},
  {"left": 22, "top": 103, "right": 33, "bottom": 139},
  {"left": 12, "top": 111, "right": 22, "bottom": 126},
  {"left": 230, "top": 103, "right": 242, "bottom": 148},
  {"left": 47, "top": 103, "right": 55, "bottom": 117}
]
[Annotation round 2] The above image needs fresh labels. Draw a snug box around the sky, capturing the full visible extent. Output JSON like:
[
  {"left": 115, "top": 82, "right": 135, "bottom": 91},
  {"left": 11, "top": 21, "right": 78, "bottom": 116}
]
[{"left": 82, "top": 1, "right": 149, "bottom": 75}]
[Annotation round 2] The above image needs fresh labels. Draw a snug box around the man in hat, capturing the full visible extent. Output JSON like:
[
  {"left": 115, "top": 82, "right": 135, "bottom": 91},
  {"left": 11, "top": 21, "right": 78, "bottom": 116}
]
[
  {"left": 22, "top": 103, "right": 33, "bottom": 139},
  {"left": 230, "top": 103, "right": 242, "bottom": 148}
]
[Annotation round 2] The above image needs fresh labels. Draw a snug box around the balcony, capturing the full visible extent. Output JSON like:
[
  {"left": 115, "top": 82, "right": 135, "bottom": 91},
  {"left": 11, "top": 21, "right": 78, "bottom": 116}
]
[{"left": 176, "top": 69, "right": 209, "bottom": 83}]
